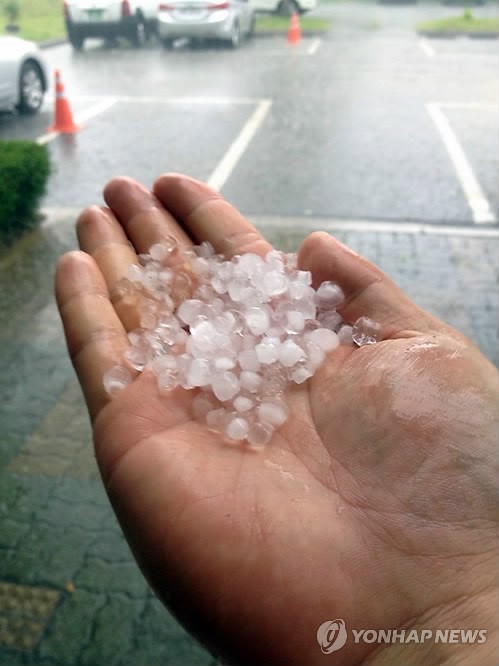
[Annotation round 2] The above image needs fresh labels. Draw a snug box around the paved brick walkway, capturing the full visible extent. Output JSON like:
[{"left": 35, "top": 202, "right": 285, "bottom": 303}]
[{"left": 0, "top": 217, "right": 497, "bottom": 665}]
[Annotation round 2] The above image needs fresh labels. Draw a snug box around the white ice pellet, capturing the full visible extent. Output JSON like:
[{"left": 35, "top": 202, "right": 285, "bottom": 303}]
[
  {"left": 307, "top": 328, "right": 339, "bottom": 352},
  {"left": 255, "top": 338, "right": 280, "bottom": 365},
  {"left": 352, "top": 317, "right": 382, "bottom": 346},
  {"left": 239, "top": 370, "right": 262, "bottom": 393},
  {"left": 213, "top": 354, "right": 236, "bottom": 371},
  {"left": 124, "top": 346, "right": 150, "bottom": 372},
  {"left": 263, "top": 271, "right": 288, "bottom": 297},
  {"left": 233, "top": 395, "right": 254, "bottom": 413},
  {"left": 158, "top": 368, "right": 178, "bottom": 392},
  {"left": 338, "top": 325, "right": 354, "bottom": 345},
  {"left": 192, "top": 393, "right": 217, "bottom": 421},
  {"left": 290, "top": 365, "right": 314, "bottom": 384},
  {"left": 128, "top": 263, "right": 143, "bottom": 283},
  {"left": 315, "top": 281, "right": 345, "bottom": 309},
  {"left": 212, "top": 372, "right": 240, "bottom": 402},
  {"left": 177, "top": 299, "right": 203, "bottom": 326},
  {"left": 238, "top": 349, "right": 261, "bottom": 372},
  {"left": 278, "top": 340, "right": 304, "bottom": 367},
  {"left": 247, "top": 421, "right": 274, "bottom": 448},
  {"left": 226, "top": 416, "right": 249, "bottom": 441},
  {"left": 188, "top": 359, "right": 211, "bottom": 387},
  {"left": 318, "top": 311, "right": 343, "bottom": 331},
  {"left": 257, "top": 400, "right": 289, "bottom": 427},
  {"left": 106, "top": 241, "right": 380, "bottom": 446},
  {"left": 245, "top": 306, "right": 271, "bottom": 336},
  {"left": 103, "top": 366, "right": 132, "bottom": 396},
  {"left": 306, "top": 341, "right": 326, "bottom": 368}
]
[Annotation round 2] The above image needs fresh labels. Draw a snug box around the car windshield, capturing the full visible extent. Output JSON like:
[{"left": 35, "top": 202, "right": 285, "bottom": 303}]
[{"left": 0, "top": 0, "right": 498, "bottom": 663}]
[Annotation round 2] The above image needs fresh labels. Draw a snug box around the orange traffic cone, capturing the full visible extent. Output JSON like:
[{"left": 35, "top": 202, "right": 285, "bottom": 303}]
[
  {"left": 47, "top": 70, "right": 79, "bottom": 134},
  {"left": 287, "top": 11, "right": 301, "bottom": 45}
]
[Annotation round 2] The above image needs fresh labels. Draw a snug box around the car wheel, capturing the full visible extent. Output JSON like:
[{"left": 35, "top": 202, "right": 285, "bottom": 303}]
[
  {"left": 161, "top": 37, "right": 174, "bottom": 48},
  {"left": 277, "top": 0, "right": 299, "bottom": 15},
  {"left": 17, "top": 62, "right": 44, "bottom": 114},
  {"left": 228, "top": 20, "right": 240, "bottom": 48},
  {"left": 68, "top": 30, "right": 85, "bottom": 50},
  {"left": 131, "top": 15, "right": 146, "bottom": 47}
]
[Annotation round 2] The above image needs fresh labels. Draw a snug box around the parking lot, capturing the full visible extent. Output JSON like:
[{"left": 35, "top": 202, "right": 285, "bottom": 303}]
[
  {"left": 1, "top": 3, "right": 498, "bottom": 664},
  {"left": 1, "top": 7, "right": 498, "bottom": 224}
]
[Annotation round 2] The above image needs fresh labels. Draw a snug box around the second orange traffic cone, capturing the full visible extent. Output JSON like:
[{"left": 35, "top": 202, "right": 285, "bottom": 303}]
[
  {"left": 287, "top": 11, "right": 301, "bottom": 45},
  {"left": 47, "top": 70, "right": 79, "bottom": 134}
]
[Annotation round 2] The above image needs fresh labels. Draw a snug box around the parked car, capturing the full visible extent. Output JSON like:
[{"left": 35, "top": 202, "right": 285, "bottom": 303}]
[
  {"left": 64, "top": 0, "right": 159, "bottom": 50},
  {"left": 251, "top": 0, "right": 316, "bottom": 15},
  {"left": 0, "top": 36, "right": 49, "bottom": 114},
  {"left": 158, "top": 0, "right": 255, "bottom": 48}
]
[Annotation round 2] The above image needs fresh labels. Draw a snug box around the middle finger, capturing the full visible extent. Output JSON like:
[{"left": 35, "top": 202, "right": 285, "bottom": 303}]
[{"left": 103, "top": 176, "right": 192, "bottom": 254}]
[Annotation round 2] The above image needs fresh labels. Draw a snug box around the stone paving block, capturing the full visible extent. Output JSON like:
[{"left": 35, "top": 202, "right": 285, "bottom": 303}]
[
  {"left": 40, "top": 497, "right": 108, "bottom": 533},
  {"left": 86, "top": 530, "right": 132, "bottom": 564},
  {"left": 51, "top": 479, "right": 109, "bottom": 509},
  {"left": 0, "top": 581, "right": 60, "bottom": 652},
  {"left": 0, "top": 520, "right": 30, "bottom": 550},
  {"left": 75, "top": 559, "right": 149, "bottom": 599},
  {"left": 39, "top": 589, "right": 105, "bottom": 666},
  {"left": 7, "top": 381, "right": 96, "bottom": 481},
  {"left": 79, "top": 594, "right": 144, "bottom": 666},
  {"left": 2, "top": 525, "right": 57, "bottom": 584},
  {"left": 42, "top": 528, "right": 90, "bottom": 588}
]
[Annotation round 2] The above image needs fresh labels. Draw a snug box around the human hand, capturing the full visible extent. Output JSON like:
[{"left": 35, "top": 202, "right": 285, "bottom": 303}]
[{"left": 56, "top": 175, "right": 499, "bottom": 666}]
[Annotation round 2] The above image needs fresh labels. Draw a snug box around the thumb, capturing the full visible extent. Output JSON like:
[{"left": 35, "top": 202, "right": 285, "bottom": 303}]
[{"left": 298, "top": 232, "right": 441, "bottom": 338}]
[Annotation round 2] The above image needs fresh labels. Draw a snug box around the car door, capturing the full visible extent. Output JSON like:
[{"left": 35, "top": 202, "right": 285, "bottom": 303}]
[{"left": 0, "top": 40, "right": 17, "bottom": 108}]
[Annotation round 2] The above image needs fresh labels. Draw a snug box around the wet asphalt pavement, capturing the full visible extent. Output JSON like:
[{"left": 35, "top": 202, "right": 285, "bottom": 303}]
[{"left": 0, "top": 1, "right": 497, "bottom": 224}]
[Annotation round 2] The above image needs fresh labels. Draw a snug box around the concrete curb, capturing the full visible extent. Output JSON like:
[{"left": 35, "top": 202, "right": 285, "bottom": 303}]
[
  {"left": 38, "top": 37, "right": 67, "bottom": 49},
  {"left": 418, "top": 30, "right": 499, "bottom": 39}
]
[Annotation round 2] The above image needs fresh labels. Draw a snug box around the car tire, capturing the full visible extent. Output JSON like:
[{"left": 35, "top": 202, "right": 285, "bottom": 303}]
[
  {"left": 277, "top": 0, "right": 299, "bottom": 15},
  {"left": 130, "top": 15, "right": 146, "bottom": 47},
  {"left": 228, "top": 20, "right": 240, "bottom": 48},
  {"left": 17, "top": 61, "right": 44, "bottom": 115},
  {"left": 161, "top": 37, "right": 174, "bottom": 48},
  {"left": 68, "top": 30, "right": 85, "bottom": 50}
]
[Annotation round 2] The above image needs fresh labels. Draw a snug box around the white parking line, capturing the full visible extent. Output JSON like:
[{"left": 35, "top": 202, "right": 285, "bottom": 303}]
[
  {"left": 208, "top": 99, "right": 272, "bottom": 192},
  {"left": 426, "top": 102, "right": 496, "bottom": 224},
  {"left": 36, "top": 97, "right": 117, "bottom": 146},
  {"left": 419, "top": 38, "right": 435, "bottom": 58},
  {"left": 251, "top": 216, "right": 499, "bottom": 237},
  {"left": 307, "top": 38, "right": 321, "bottom": 55},
  {"left": 437, "top": 102, "right": 497, "bottom": 111}
]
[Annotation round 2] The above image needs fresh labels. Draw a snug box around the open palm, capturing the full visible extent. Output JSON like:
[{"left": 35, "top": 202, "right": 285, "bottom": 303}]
[{"left": 56, "top": 175, "right": 499, "bottom": 666}]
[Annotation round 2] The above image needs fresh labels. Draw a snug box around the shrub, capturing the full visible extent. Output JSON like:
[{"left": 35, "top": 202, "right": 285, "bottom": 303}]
[
  {"left": 0, "top": 140, "right": 50, "bottom": 248},
  {"left": 2, "top": 0, "right": 21, "bottom": 24}
]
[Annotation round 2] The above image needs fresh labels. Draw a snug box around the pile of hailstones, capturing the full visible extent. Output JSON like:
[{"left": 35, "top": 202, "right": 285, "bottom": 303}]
[{"left": 103, "top": 237, "right": 381, "bottom": 447}]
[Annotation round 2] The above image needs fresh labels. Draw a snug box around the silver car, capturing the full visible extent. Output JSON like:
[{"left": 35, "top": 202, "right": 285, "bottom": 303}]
[
  {"left": 0, "top": 36, "right": 49, "bottom": 114},
  {"left": 158, "top": 0, "right": 255, "bottom": 48}
]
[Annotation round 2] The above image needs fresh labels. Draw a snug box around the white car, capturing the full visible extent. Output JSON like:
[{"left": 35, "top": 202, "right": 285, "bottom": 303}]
[
  {"left": 64, "top": 0, "right": 159, "bottom": 49},
  {"left": 251, "top": 0, "right": 316, "bottom": 14},
  {"left": 158, "top": 0, "right": 255, "bottom": 48},
  {"left": 0, "top": 36, "right": 49, "bottom": 114}
]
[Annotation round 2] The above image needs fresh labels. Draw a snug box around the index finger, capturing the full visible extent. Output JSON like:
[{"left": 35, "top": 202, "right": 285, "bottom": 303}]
[{"left": 153, "top": 173, "right": 272, "bottom": 258}]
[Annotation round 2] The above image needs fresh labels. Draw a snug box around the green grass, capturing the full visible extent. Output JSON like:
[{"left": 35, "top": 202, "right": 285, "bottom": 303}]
[
  {"left": 255, "top": 15, "right": 330, "bottom": 33},
  {"left": 417, "top": 15, "right": 499, "bottom": 35},
  {"left": 1, "top": 0, "right": 64, "bottom": 42}
]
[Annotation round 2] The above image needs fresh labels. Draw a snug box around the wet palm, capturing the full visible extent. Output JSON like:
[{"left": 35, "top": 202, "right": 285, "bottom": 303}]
[{"left": 56, "top": 175, "right": 499, "bottom": 666}]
